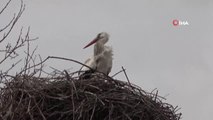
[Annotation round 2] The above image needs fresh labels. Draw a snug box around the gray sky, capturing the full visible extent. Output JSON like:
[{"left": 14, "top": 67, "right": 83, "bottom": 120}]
[{"left": 1, "top": 0, "right": 213, "bottom": 119}]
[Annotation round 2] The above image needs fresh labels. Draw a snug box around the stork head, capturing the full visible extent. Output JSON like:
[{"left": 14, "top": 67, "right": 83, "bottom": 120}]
[{"left": 83, "top": 32, "right": 109, "bottom": 49}]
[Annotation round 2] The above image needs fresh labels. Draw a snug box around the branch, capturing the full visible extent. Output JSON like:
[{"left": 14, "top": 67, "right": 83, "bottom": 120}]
[
  {"left": 0, "top": 0, "right": 25, "bottom": 43},
  {"left": 0, "top": 0, "right": 12, "bottom": 15}
]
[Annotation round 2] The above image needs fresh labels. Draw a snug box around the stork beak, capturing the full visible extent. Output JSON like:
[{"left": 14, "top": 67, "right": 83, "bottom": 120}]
[{"left": 83, "top": 37, "right": 99, "bottom": 49}]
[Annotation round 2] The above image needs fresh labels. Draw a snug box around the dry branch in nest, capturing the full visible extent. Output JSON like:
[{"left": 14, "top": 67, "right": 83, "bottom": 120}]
[{"left": 0, "top": 68, "right": 182, "bottom": 120}]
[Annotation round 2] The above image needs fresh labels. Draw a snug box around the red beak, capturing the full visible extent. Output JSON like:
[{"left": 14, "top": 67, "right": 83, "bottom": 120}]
[{"left": 83, "top": 37, "right": 98, "bottom": 49}]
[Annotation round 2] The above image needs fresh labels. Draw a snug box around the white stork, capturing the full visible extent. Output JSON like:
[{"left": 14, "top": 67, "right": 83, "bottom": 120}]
[{"left": 81, "top": 32, "right": 113, "bottom": 75}]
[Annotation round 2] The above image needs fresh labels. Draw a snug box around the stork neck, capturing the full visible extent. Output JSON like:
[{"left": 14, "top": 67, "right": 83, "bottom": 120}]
[{"left": 94, "top": 42, "right": 104, "bottom": 56}]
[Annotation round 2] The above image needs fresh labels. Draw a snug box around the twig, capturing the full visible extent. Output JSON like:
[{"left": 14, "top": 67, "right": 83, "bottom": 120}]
[
  {"left": 48, "top": 56, "right": 93, "bottom": 70},
  {"left": 121, "top": 66, "right": 136, "bottom": 92},
  {"left": 0, "top": 0, "right": 12, "bottom": 15},
  {"left": 90, "top": 97, "right": 97, "bottom": 120},
  {"left": 0, "top": 0, "right": 25, "bottom": 43},
  {"left": 111, "top": 68, "right": 125, "bottom": 78},
  {"left": 4, "top": 59, "right": 22, "bottom": 74}
]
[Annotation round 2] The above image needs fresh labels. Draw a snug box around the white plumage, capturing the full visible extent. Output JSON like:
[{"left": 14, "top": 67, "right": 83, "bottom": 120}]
[{"left": 82, "top": 32, "right": 113, "bottom": 75}]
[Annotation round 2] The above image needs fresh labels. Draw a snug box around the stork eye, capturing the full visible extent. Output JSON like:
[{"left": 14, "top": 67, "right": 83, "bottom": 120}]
[
  {"left": 97, "top": 33, "right": 102, "bottom": 38},
  {"left": 98, "top": 33, "right": 106, "bottom": 39}
]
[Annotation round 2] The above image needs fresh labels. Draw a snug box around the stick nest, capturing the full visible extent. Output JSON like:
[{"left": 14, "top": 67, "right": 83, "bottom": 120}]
[{"left": 0, "top": 72, "right": 181, "bottom": 120}]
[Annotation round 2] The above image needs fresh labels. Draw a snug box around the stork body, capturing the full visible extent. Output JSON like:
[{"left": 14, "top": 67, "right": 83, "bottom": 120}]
[{"left": 82, "top": 32, "right": 113, "bottom": 75}]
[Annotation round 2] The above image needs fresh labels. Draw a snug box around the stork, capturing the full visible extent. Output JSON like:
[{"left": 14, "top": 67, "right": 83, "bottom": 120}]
[{"left": 81, "top": 32, "right": 113, "bottom": 76}]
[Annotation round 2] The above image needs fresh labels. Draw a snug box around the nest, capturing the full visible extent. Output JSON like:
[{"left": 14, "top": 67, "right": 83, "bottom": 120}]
[{"left": 0, "top": 71, "right": 181, "bottom": 120}]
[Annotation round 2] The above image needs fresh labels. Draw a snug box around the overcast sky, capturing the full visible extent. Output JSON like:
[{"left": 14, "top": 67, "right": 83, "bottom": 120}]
[{"left": 1, "top": 0, "right": 213, "bottom": 119}]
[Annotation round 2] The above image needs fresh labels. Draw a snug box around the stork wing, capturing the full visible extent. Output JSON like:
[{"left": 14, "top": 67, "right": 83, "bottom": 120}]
[{"left": 80, "top": 57, "right": 96, "bottom": 72}]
